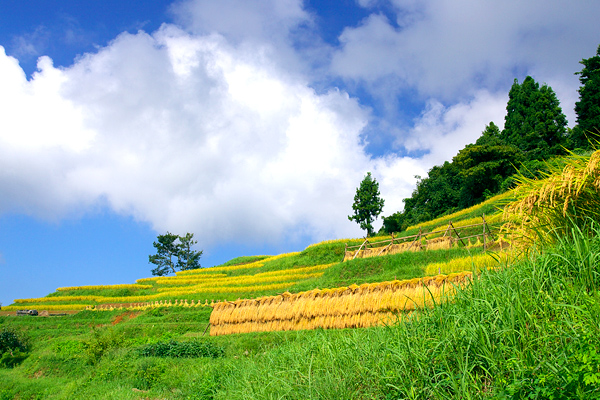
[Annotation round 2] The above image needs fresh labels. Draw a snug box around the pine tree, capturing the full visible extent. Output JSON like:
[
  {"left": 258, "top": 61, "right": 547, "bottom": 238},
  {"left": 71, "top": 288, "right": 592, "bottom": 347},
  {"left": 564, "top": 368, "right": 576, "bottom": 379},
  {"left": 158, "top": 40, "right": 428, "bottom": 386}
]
[
  {"left": 572, "top": 45, "right": 600, "bottom": 148},
  {"left": 501, "top": 76, "right": 567, "bottom": 159}
]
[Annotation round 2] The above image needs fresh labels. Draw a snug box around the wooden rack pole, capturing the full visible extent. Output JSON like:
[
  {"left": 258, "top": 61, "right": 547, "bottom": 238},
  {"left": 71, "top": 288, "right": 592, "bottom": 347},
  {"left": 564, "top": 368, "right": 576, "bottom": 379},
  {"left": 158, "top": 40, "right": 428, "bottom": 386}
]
[{"left": 352, "top": 237, "right": 369, "bottom": 260}]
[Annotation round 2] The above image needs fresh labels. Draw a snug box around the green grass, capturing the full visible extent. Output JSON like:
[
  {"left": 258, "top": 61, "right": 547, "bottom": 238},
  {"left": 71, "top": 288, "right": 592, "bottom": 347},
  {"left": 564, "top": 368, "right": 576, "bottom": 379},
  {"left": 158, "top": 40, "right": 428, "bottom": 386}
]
[
  {"left": 2, "top": 221, "right": 600, "bottom": 398},
  {"left": 11, "top": 191, "right": 599, "bottom": 398}
]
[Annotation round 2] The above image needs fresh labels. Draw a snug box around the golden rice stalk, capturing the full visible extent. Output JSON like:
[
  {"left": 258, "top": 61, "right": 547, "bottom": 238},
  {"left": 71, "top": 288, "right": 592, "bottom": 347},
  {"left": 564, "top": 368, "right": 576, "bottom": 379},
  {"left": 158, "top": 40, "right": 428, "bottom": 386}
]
[
  {"left": 503, "top": 150, "right": 600, "bottom": 243},
  {"left": 1, "top": 304, "right": 90, "bottom": 311},
  {"left": 209, "top": 272, "right": 470, "bottom": 335},
  {"left": 56, "top": 284, "right": 153, "bottom": 291}
]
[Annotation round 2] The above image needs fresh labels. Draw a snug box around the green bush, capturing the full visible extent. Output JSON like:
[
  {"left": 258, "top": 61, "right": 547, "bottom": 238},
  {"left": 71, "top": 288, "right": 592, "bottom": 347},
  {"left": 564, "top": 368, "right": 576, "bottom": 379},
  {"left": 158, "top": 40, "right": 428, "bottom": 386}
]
[
  {"left": 139, "top": 339, "right": 224, "bottom": 358},
  {"left": 0, "top": 328, "right": 28, "bottom": 354},
  {"left": 0, "top": 328, "right": 29, "bottom": 368},
  {"left": 0, "top": 350, "right": 28, "bottom": 368},
  {"left": 82, "top": 327, "right": 123, "bottom": 364}
]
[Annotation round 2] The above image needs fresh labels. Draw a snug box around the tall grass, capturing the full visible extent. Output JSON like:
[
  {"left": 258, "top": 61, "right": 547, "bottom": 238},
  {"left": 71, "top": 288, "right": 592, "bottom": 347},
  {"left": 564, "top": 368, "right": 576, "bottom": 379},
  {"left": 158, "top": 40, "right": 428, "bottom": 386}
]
[
  {"left": 213, "top": 220, "right": 600, "bottom": 399},
  {"left": 505, "top": 149, "right": 600, "bottom": 244}
]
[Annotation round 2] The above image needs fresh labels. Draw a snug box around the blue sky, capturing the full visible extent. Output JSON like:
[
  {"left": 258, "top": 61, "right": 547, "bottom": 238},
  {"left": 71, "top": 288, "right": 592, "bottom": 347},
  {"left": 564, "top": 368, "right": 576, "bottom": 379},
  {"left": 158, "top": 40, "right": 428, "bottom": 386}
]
[{"left": 1, "top": 0, "right": 599, "bottom": 307}]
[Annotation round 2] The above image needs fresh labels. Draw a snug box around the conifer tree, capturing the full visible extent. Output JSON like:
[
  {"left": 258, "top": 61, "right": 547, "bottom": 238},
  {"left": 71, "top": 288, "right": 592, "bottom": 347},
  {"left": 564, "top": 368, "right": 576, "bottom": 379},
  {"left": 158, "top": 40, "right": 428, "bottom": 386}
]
[
  {"left": 501, "top": 76, "right": 567, "bottom": 159},
  {"left": 572, "top": 45, "right": 600, "bottom": 148}
]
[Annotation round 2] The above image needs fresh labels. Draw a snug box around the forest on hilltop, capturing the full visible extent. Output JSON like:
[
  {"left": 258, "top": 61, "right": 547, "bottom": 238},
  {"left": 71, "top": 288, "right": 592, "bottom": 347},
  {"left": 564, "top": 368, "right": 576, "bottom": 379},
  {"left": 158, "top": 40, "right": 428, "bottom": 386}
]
[{"left": 383, "top": 45, "right": 600, "bottom": 233}]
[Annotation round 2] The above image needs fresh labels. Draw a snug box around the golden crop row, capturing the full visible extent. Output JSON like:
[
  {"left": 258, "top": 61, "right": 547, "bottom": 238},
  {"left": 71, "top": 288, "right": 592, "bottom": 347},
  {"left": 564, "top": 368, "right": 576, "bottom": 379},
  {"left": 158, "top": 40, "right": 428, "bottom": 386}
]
[
  {"left": 56, "top": 284, "right": 153, "bottom": 292},
  {"left": 154, "top": 263, "right": 333, "bottom": 287},
  {"left": 136, "top": 272, "right": 227, "bottom": 283},
  {"left": 13, "top": 280, "right": 297, "bottom": 305},
  {"left": 156, "top": 272, "right": 323, "bottom": 291},
  {"left": 175, "top": 252, "right": 302, "bottom": 275},
  {"left": 211, "top": 312, "right": 403, "bottom": 336},
  {"left": 304, "top": 236, "right": 394, "bottom": 249},
  {"left": 405, "top": 192, "right": 512, "bottom": 232},
  {"left": 156, "top": 281, "right": 297, "bottom": 296},
  {"left": 1, "top": 304, "right": 90, "bottom": 311},
  {"left": 90, "top": 299, "right": 214, "bottom": 310},
  {"left": 423, "top": 252, "right": 509, "bottom": 276},
  {"left": 252, "top": 263, "right": 333, "bottom": 277},
  {"left": 209, "top": 272, "right": 471, "bottom": 335},
  {"left": 14, "top": 295, "right": 100, "bottom": 303}
]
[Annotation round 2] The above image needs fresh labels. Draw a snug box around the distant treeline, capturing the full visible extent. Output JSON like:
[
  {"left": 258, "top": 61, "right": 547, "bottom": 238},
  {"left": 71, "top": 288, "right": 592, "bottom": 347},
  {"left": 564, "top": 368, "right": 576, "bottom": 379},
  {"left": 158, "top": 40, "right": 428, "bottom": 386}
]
[{"left": 383, "top": 45, "right": 600, "bottom": 233}]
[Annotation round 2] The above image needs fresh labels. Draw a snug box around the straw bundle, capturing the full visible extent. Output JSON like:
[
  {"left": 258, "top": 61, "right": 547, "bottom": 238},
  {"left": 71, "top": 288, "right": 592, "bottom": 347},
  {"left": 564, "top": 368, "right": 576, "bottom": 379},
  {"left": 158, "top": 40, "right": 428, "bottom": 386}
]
[
  {"left": 209, "top": 272, "right": 471, "bottom": 336},
  {"left": 425, "top": 237, "right": 453, "bottom": 251}
]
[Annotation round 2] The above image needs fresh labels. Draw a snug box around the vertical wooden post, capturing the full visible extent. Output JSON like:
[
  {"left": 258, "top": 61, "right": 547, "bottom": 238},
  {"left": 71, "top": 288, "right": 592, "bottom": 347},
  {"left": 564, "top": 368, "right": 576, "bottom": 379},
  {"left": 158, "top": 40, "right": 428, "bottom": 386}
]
[{"left": 482, "top": 214, "right": 487, "bottom": 251}]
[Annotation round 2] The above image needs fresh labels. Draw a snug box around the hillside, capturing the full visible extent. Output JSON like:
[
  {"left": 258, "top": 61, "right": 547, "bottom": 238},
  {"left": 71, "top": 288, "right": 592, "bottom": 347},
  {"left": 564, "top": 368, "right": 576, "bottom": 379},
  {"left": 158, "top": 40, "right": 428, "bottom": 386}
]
[
  {"left": 2, "top": 149, "right": 600, "bottom": 400},
  {"left": 3, "top": 192, "right": 509, "bottom": 315}
]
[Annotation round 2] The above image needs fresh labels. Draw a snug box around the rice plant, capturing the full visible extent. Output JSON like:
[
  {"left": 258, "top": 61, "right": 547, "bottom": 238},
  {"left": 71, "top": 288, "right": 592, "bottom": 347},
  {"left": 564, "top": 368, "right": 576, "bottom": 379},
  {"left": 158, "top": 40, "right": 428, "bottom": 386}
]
[{"left": 504, "top": 149, "right": 600, "bottom": 243}]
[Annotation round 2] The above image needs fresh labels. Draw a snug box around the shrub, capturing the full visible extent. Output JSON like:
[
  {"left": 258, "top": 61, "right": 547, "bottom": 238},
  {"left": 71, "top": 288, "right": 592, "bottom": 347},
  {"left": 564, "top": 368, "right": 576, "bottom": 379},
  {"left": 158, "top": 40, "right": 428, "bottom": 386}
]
[
  {"left": 0, "top": 328, "right": 29, "bottom": 368},
  {"left": 138, "top": 339, "right": 224, "bottom": 358},
  {"left": 82, "top": 327, "right": 123, "bottom": 364}
]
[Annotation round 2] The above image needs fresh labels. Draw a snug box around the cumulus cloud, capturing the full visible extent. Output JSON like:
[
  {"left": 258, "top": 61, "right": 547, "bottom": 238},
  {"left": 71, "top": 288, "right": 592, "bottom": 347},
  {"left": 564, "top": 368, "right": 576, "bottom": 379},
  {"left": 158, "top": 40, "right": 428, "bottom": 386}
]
[
  {"left": 333, "top": 0, "right": 600, "bottom": 102},
  {"left": 0, "top": 24, "right": 426, "bottom": 245},
  {"left": 403, "top": 90, "right": 509, "bottom": 166},
  {"left": 2, "top": 0, "right": 597, "bottom": 251},
  {"left": 170, "top": 0, "right": 310, "bottom": 44}
]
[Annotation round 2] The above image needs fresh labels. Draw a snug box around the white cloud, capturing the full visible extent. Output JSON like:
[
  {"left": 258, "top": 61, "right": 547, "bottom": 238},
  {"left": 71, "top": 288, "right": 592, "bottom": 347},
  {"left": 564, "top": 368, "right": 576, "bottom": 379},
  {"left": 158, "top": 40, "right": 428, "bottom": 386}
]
[
  {"left": 170, "top": 0, "right": 310, "bottom": 43},
  {"left": 0, "top": 25, "right": 426, "bottom": 245},
  {"left": 332, "top": 0, "right": 600, "bottom": 102},
  {"left": 403, "top": 90, "right": 509, "bottom": 166},
  {"left": 2, "top": 0, "right": 596, "bottom": 250}
]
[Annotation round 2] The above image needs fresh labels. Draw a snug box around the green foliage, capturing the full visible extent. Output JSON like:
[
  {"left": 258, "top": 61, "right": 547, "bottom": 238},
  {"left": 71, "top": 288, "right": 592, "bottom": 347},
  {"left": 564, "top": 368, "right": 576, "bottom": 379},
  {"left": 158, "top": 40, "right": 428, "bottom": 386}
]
[
  {"left": 502, "top": 76, "right": 568, "bottom": 159},
  {"left": 453, "top": 142, "right": 522, "bottom": 207},
  {"left": 348, "top": 172, "right": 385, "bottom": 236},
  {"left": 0, "top": 328, "right": 28, "bottom": 368},
  {"left": 572, "top": 44, "right": 600, "bottom": 148},
  {"left": 139, "top": 339, "right": 224, "bottom": 358},
  {"left": 149, "top": 232, "right": 203, "bottom": 276},
  {"left": 384, "top": 74, "right": 571, "bottom": 233},
  {"left": 0, "top": 350, "right": 28, "bottom": 368},
  {"left": 82, "top": 327, "right": 123, "bottom": 364},
  {"left": 0, "top": 328, "right": 28, "bottom": 355},
  {"left": 133, "top": 358, "right": 167, "bottom": 390}
]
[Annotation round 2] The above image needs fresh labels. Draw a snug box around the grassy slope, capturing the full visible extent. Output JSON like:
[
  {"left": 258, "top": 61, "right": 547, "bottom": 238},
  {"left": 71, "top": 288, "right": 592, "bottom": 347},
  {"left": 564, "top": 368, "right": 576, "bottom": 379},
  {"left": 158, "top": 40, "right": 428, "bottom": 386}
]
[
  {"left": 5, "top": 192, "right": 597, "bottom": 399},
  {"left": 6, "top": 193, "right": 509, "bottom": 310}
]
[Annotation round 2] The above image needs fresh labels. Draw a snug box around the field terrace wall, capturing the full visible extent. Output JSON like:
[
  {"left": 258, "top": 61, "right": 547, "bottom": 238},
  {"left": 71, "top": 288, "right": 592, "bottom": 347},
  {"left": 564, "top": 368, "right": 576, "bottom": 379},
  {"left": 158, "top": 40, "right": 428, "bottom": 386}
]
[{"left": 209, "top": 272, "right": 472, "bottom": 336}]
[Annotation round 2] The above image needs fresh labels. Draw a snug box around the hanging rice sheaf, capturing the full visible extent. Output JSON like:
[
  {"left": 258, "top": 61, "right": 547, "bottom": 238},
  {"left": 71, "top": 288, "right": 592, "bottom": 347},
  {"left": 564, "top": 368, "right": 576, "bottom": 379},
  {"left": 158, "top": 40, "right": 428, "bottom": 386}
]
[{"left": 209, "top": 271, "right": 471, "bottom": 336}]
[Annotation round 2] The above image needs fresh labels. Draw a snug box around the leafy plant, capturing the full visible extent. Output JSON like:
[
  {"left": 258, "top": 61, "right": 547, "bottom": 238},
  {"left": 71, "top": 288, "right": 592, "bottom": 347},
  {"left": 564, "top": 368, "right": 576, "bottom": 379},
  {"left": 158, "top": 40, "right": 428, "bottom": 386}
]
[
  {"left": 348, "top": 172, "right": 385, "bottom": 237},
  {"left": 138, "top": 339, "right": 224, "bottom": 358},
  {"left": 82, "top": 327, "right": 123, "bottom": 364},
  {"left": 0, "top": 328, "right": 29, "bottom": 368}
]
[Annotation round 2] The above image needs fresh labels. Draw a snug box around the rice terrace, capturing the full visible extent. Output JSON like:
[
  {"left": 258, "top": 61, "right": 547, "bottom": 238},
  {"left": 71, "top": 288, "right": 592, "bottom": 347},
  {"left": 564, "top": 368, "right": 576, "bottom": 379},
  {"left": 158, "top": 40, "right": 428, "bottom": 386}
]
[
  {"left": 3, "top": 148, "right": 600, "bottom": 398},
  {"left": 1, "top": 23, "right": 600, "bottom": 400}
]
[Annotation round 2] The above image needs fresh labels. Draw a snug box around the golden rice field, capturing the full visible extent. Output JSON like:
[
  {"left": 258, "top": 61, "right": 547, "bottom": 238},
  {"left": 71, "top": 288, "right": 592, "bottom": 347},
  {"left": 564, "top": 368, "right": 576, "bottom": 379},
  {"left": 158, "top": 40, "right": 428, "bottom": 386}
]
[
  {"left": 422, "top": 252, "right": 511, "bottom": 276},
  {"left": 56, "top": 284, "right": 153, "bottom": 291},
  {"left": 405, "top": 191, "right": 512, "bottom": 232},
  {"left": 210, "top": 272, "right": 472, "bottom": 336},
  {"left": 11, "top": 261, "right": 336, "bottom": 308}
]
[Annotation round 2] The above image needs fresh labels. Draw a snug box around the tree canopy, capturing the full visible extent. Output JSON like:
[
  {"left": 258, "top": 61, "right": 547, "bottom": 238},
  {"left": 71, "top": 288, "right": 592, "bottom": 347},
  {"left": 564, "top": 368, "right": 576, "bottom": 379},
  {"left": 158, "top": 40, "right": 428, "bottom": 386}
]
[
  {"left": 501, "top": 76, "right": 568, "bottom": 159},
  {"left": 149, "top": 232, "right": 203, "bottom": 276},
  {"left": 572, "top": 44, "right": 600, "bottom": 148},
  {"left": 348, "top": 172, "right": 385, "bottom": 237},
  {"left": 381, "top": 45, "right": 600, "bottom": 235}
]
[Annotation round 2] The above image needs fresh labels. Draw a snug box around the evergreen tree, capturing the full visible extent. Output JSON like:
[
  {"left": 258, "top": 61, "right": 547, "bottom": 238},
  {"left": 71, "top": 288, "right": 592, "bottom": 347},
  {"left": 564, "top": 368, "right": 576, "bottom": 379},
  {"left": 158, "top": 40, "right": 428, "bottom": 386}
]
[
  {"left": 348, "top": 172, "right": 385, "bottom": 237},
  {"left": 475, "top": 122, "right": 503, "bottom": 146},
  {"left": 149, "top": 232, "right": 202, "bottom": 276},
  {"left": 501, "top": 76, "right": 567, "bottom": 159},
  {"left": 572, "top": 45, "right": 600, "bottom": 148}
]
